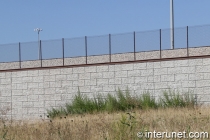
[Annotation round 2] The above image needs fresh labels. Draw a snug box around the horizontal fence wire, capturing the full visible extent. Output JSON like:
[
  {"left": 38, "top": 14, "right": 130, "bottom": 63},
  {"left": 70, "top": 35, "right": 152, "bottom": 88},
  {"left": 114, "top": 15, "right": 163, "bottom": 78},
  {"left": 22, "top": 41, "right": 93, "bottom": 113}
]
[{"left": 0, "top": 24, "right": 210, "bottom": 65}]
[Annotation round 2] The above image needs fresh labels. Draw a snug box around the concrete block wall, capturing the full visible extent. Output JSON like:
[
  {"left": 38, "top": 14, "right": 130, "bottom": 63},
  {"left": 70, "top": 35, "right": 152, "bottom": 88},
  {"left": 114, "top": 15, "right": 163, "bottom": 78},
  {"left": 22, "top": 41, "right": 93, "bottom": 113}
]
[{"left": 1, "top": 57, "right": 210, "bottom": 120}]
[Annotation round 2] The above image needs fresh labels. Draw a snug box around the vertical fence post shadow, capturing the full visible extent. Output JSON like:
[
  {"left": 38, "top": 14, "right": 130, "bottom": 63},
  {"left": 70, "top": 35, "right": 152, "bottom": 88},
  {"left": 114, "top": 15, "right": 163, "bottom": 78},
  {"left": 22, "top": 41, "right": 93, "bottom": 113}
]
[
  {"left": 62, "top": 38, "right": 64, "bottom": 66},
  {"left": 19, "top": 42, "right": 21, "bottom": 69},
  {"left": 40, "top": 40, "right": 42, "bottom": 67},
  {"left": 109, "top": 34, "right": 111, "bottom": 63},
  {"left": 85, "top": 36, "right": 87, "bottom": 64},
  {"left": 134, "top": 31, "right": 136, "bottom": 61},
  {"left": 160, "top": 29, "right": 162, "bottom": 59},
  {"left": 187, "top": 26, "right": 189, "bottom": 57}
]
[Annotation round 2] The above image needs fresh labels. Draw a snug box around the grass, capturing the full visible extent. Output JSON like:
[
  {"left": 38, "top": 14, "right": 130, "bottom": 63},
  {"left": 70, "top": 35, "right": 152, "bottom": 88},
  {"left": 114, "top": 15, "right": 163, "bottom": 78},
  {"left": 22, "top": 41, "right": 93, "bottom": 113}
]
[
  {"left": 47, "top": 89, "right": 196, "bottom": 118},
  {"left": 0, "top": 107, "right": 209, "bottom": 140}
]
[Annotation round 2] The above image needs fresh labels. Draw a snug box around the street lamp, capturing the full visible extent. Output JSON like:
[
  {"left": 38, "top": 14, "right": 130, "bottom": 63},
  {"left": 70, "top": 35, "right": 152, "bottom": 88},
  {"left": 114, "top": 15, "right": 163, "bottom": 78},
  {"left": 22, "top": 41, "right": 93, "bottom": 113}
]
[
  {"left": 170, "top": 0, "right": 174, "bottom": 49},
  {"left": 34, "top": 28, "right": 43, "bottom": 59}
]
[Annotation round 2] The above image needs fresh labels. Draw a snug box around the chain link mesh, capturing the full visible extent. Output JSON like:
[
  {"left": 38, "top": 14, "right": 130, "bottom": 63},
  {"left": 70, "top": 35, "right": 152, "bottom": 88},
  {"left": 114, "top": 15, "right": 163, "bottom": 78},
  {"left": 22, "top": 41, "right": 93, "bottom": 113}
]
[{"left": 1, "top": 25, "right": 210, "bottom": 64}]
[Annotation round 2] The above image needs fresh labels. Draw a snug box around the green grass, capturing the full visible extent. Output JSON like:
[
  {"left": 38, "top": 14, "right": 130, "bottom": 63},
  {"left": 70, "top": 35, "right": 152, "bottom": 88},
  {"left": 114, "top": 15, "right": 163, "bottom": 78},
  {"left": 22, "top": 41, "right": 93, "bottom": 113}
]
[{"left": 47, "top": 89, "right": 196, "bottom": 118}]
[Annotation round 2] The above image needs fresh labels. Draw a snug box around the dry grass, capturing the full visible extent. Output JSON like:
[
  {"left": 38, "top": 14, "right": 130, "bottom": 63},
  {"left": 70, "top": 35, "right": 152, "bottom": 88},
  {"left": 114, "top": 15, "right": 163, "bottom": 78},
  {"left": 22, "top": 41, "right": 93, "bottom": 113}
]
[{"left": 0, "top": 107, "right": 210, "bottom": 140}]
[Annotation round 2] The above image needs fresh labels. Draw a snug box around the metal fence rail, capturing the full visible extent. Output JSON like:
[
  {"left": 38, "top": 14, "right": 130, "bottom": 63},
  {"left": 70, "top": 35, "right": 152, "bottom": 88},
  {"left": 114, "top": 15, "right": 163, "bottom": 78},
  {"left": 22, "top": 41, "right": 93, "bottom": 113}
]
[{"left": 0, "top": 24, "right": 210, "bottom": 69}]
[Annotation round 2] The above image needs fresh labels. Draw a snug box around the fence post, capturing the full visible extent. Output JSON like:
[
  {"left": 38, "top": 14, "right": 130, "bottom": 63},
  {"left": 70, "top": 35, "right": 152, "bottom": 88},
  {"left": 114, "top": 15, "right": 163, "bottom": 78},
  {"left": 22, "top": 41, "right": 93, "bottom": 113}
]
[
  {"left": 134, "top": 31, "right": 136, "bottom": 61},
  {"left": 19, "top": 42, "right": 21, "bottom": 69},
  {"left": 85, "top": 36, "right": 87, "bottom": 64},
  {"left": 62, "top": 38, "right": 64, "bottom": 66},
  {"left": 40, "top": 40, "right": 42, "bottom": 67},
  {"left": 109, "top": 34, "right": 111, "bottom": 63},
  {"left": 160, "top": 29, "right": 162, "bottom": 59},
  {"left": 187, "top": 26, "right": 189, "bottom": 57}
]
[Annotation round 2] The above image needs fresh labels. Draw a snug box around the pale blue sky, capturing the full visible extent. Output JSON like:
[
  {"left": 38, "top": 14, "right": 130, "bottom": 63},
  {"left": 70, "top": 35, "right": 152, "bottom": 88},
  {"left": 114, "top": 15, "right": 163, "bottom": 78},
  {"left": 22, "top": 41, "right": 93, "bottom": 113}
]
[
  {"left": 1, "top": 0, "right": 210, "bottom": 62},
  {"left": 1, "top": 0, "right": 210, "bottom": 44}
]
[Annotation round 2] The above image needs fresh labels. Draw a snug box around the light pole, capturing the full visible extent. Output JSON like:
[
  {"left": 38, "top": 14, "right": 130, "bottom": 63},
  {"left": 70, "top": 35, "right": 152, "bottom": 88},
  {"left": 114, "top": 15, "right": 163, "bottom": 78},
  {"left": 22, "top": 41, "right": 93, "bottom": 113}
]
[
  {"left": 170, "top": 0, "right": 174, "bottom": 49},
  {"left": 34, "top": 28, "right": 43, "bottom": 59}
]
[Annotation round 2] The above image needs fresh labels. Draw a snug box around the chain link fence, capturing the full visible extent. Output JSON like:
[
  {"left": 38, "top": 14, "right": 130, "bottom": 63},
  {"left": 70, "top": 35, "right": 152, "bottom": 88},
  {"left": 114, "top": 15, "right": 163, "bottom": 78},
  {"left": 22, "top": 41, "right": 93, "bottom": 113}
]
[{"left": 1, "top": 24, "right": 210, "bottom": 68}]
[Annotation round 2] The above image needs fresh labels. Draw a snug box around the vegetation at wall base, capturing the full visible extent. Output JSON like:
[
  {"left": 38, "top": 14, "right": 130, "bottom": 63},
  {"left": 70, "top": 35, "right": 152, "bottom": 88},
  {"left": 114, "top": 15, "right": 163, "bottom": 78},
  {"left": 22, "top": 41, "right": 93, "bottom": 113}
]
[{"left": 47, "top": 88, "right": 196, "bottom": 119}]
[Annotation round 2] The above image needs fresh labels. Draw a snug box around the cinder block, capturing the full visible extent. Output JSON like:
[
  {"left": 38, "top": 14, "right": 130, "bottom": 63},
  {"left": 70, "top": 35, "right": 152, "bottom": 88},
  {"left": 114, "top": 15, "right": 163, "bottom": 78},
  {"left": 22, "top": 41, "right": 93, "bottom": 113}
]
[
  {"left": 182, "top": 81, "right": 196, "bottom": 88},
  {"left": 50, "top": 81, "right": 62, "bottom": 88},
  {"left": 22, "top": 77, "right": 33, "bottom": 83},
  {"left": 0, "top": 90, "right": 11, "bottom": 96},
  {"left": 154, "top": 75, "right": 161, "bottom": 82},
  {"left": 127, "top": 70, "right": 141, "bottom": 77},
  {"left": 16, "top": 83, "right": 27, "bottom": 90},
  {"left": 103, "top": 72, "right": 114, "bottom": 79},
  {"left": 196, "top": 80, "right": 210, "bottom": 88},
  {"left": 45, "top": 101, "right": 55, "bottom": 107},
  {"left": 0, "top": 73, "right": 6, "bottom": 79},
  {"left": 115, "top": 71, "right": 127, "bottom": 78},
  {"left": 38, "top": 69, "right": 50, "bottom": 76},
  {"left": 66, "top": 74, "right": 78, "bottom": 80},
  {"left": 44, "top": 88, "right": 56, "bottom": 95},
  {"left": 85, "top": 66, "right": 97, "bottom": 73},
  {"left": 0, "top": 96, "right": 11, "bottom": 102},
  {"left": 49, "top": 69, "right": 61, "bottom": 75},
  {"left": 60, "top": 68, "right": 72, "bottom": 74},
  {"left": 189, "top": 59, "right": 203, "bottom": 66},
  {"left": 109, "top": 65, "right": 115, "bottom": 71},
  {"left": 181, "top": 67, "right": 195, "bottom": 74},
  {"left": 153, "top": 62, "right": 161, "bottom": 68},
  {"left": 55, "top": 75, "right": 67, "bottom": 81},
  {"left": 135, "top": 77, "right": 147, "bottom": 84},
  {"left": 121, "top": 77, "right": 135, "bottom": 84},
  {"left": 12, "top": 89, "right": 23, "bottom": 96},
  {"left": 22, "top": 102, "right": 34, "bottom": 108},
  {"left": 27, "top": 108, "right": 39, "bottom": 114},
  {"left": 121, "top": 64, "right": 133, "bottom": 71},
  {"left": 175, "top": 74, "right": 188, "bottom": 81},
  {"left": 73, "top": 67, "right": 85, "bottom": 74},
  {"left": 33, "top": 101, "right": 44, "bottom": 108},
  {"left": 12, "top": 77, "right": 23, "bottom": 83},
  {"left": 85, "top": 79, "right": 96, "bottom": 86},
  {"left": 97, "top": 65, "right": 109, "bottom": 72},
  {"left": 174, "top": 59, "right": 189, "bottom": 67},
  {"left": 161, "top": 61, "right": 174, "bottom": 68},
  {"left": 27, "top": 70, "right": 39, "bottom": 77},
  {"left": 44, "top": 75, "right": 55, "bottom": 82},
  {"left": 196, "top": 65, "right": 210, "bottom": 73},
  {"left": 154, "top": 68, "right": 167, "bottom": 75},
  {"left": 1, "top": 78, "right": 11, "bottom": 85},
  {"left": 79, "top": 73, "right": 90, "bottom": 80},
  {"left": 90, "top": 73, "right": 102, "bottom": 79},
  {"left": 103, "top": 85, "right": 116, "bottom": 92},
  {"left": 154, "top": 82, "right": 168, "bottom": 89},
  {"left": 170, "top": 67, "right": 183, "bottom": 75},
  {"left": 140, "top": 69, "right": 153, "bottom": 76},
  {"left": 97, "top": 79, "right": 109, "bottom": 86},
  {"left": 12, "top": 96, "right": 27, "bottom": 102},
  {"left": 134, "top": 63, "right": 147, "bottom": 70},
  {"left": 73, "top": 80, "right": 84, "bottom": 87},
  {"left": 27, "top": 95, "right": 39, "bottom": 101},
  {"left": 79, "top": 86, "right": 91, "bottom": 93},
  {"left": 146, "top": 62, "right": 154, "bottom": 69},
  {"left": 202, "top": 58, "right": 210, "bottom": 65},
  {"left": 28, "top": 83, "right": 39, "bottom": 89}
]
